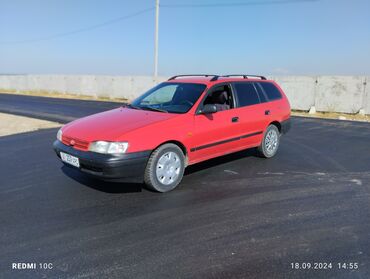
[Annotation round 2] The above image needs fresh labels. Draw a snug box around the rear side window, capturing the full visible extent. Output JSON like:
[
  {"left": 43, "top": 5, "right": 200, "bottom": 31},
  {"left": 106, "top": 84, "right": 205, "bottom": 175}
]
[
  {"left": 255, "top": 83, "right": 268, "bottom": 103},
  {"left": 259, "top": 82, "right": 282, "bottom": 101},
  {"left": 234, "top": 83, "right": 260, "bottom": 107}
]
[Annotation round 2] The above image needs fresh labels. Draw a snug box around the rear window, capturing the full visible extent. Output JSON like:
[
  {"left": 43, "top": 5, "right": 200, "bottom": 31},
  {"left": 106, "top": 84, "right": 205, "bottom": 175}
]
[
  {"left": 234, "top": 83, "right": 260, "bottom": 107},
  {"left": 259, "top": 82, "right": 282, "bottom": 101}
]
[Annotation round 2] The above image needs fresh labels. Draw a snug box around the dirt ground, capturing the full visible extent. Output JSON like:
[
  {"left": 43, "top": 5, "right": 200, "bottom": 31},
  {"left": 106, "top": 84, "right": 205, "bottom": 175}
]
[
  {"left": 292, "top": 110, "right": 370, "bottom": 122},
  {"left": 0, "top": 112, "right": 61, "bottom": 137},
  {"left": 0, "top": 90, "right": 125, "bottom": 103}
]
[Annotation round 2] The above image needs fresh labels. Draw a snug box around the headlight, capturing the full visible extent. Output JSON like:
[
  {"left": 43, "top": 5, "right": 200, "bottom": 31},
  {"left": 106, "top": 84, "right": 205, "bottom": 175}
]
[
  {"left": 57, "top": 128, "right": 63, "bottom": 141},
  {"left": 89, "top": 141, "right": 129, "bottom": 154}
]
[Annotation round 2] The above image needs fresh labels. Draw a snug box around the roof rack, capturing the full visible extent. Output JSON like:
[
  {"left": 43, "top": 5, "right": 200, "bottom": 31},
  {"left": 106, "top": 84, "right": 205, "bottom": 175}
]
[
  {"left": 221, "top": 74, "right": 267, "bottom": 80},
  {"left": 167, "top": 74, "right": 267, "bottom": 82},
  {"left": 168, "top": 74, "right": 219, "bottom": 81}
]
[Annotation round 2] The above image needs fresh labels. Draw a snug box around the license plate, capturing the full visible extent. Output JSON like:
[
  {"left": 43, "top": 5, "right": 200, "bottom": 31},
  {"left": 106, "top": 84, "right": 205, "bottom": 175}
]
[{"left": 60, "top": 152, "right": 80, "bottom": 168}]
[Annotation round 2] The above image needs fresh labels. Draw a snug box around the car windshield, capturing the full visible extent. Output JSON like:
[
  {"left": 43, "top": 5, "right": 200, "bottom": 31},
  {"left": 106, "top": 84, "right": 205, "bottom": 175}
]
[{"left": 130, "top": 82, "right": 206, "bottom": 113}]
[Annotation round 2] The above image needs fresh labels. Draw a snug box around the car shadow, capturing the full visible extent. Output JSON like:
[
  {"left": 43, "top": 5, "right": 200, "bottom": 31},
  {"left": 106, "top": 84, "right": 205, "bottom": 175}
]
[
  {"left": 61, "top": 166, "right": 142, "bottom": 193},
  {"left": 60, "top": 148, "right": 259, "bottom": 193},
  {"left": 185, "top": 148, "right": 259, "bottom": 175}
]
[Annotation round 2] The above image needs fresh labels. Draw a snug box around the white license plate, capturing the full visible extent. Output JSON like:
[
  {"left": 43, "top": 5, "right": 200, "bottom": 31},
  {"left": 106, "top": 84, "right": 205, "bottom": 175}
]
[{"left": 60, "top": 152, "right": 80, "bottom": 168}]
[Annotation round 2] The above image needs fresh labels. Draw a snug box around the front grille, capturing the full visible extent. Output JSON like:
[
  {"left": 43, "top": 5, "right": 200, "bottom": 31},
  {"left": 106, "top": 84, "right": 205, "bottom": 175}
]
[{"left": 62, "top": 135, "right": 89, "bottom": 151}]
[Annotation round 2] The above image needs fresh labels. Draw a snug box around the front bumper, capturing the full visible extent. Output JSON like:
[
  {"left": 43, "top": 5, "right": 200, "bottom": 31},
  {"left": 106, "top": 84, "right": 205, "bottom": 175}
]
[{"left": 53, "top": 140, "right": 151, "bottom": 182}]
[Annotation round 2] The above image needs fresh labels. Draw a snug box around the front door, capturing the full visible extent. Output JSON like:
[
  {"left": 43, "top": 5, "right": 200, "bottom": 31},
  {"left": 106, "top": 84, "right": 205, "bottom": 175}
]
[{"left": 190, "top": 84, "right": 242, "bottom": 163}]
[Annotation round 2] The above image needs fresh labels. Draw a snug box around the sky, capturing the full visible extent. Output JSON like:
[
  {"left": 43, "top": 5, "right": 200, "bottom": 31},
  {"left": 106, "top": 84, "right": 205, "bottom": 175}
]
[{"left": 0, "top": 0, "right": 370, "bottom": 76}]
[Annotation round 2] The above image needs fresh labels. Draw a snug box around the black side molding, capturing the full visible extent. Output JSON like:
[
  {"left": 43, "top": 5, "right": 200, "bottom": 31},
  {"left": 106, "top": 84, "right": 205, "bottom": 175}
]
[{"left": 190, "top": 131, "right": 263, "bottom": 152}]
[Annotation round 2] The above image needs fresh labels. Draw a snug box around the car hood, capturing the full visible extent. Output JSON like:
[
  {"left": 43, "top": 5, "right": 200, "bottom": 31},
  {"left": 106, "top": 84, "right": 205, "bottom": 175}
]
[{"left": 62, "top": 107, "right": 178, "bottom": 142}]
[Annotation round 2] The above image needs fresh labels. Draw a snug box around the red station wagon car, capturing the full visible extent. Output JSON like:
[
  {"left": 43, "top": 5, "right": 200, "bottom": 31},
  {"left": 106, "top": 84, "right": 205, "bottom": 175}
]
[{"left": 53, "top": 74, "right": 291, "bottom": 192}]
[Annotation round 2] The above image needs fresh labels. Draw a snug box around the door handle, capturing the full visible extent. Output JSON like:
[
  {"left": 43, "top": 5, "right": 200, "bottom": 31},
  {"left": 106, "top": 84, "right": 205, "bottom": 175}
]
[
  {"left": 265, "top": 110, "right": 271, "bottom": 115},
  {"left": 231, "top": 117, "right": 239, "bottom": 123}
]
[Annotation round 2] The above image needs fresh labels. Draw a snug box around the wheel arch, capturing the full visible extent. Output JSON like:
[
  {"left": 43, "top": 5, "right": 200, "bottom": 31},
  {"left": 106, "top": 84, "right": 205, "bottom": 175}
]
[
  {"left": 154, "top": 140, "right": 189, "bottom": 166},
  {"left": 269, "top": 121, "right": 282, "bottom": 133}
]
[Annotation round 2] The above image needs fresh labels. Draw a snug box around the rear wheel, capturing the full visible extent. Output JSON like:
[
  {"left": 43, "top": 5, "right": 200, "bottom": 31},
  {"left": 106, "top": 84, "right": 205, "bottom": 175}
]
[
  {"left": 258, "top": 124, "right": 280, "bottom": 158},
  {"left": 144, "top": 143, "right": 185, "bottom": 192}
]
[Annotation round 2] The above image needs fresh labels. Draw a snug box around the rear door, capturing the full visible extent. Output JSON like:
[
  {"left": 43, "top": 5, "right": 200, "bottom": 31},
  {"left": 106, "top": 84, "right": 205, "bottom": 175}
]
[
  {"left": 231, "top": 82, "right": 270, "bottom": 148},
  {"left": 257, "top": 81, "right": 286, "bottom": 121}
]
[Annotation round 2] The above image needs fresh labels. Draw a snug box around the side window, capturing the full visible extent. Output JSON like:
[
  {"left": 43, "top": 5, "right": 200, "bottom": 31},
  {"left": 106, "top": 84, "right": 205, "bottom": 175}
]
[
  {"left": 259, "top": 82, "right": 282, "bottom": 101},
  {"left": 255, "top": 83, "right": 268, "bottom": 103},
  {"left": 234, "top": 82, "right": 260, "bottom": 107},
  {"left": 202, "top": 84, "right": 234, "bottom": 111}
]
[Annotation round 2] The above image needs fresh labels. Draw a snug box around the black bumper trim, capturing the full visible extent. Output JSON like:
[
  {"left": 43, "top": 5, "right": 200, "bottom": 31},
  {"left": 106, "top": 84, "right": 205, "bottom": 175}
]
[
  {"left": 53, "top": 140, "right": 151, "bottom": 182},
  {"left": 281, "top": 118, "right": 291, "bottom": 134}
]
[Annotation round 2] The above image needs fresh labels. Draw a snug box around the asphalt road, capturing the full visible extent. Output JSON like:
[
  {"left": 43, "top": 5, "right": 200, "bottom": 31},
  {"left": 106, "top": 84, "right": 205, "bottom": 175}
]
[
  {"left": 1, "top": 93, "right": 370, "bottom": 279},
  {"left": 0, "top": 93, "right": 121, "bottom": 123}
]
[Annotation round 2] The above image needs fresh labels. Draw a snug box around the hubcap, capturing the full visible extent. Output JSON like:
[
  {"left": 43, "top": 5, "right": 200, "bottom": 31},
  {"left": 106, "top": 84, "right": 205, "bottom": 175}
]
[
  {"left": 265, "top": 129, "right": 279, "bottom": 154},
  {"left": 156, "top": 151, "right": 181, "bottom": 185}
]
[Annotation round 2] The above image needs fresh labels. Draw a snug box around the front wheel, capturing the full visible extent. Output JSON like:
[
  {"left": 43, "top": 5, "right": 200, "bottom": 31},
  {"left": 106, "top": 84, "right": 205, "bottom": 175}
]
[
  {"left": 258, "top": 124, "right": 280, "bottom": 158},
  {"left": 144, "top": 143, "right": 185, "bottom": 192}
]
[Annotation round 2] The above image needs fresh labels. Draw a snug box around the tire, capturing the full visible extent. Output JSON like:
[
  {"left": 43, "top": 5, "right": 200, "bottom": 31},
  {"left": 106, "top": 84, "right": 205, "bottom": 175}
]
[
  {"left": 258, "top": 124, "right": 280, "bottom": 158},
  {"left": 144, "top": 143, "right": 185, "bottom": 192}
]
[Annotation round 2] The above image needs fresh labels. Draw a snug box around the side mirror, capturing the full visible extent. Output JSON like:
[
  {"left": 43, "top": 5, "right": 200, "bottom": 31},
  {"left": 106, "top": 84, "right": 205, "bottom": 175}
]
[{"left": 201, "top": 104, "right": 217, "bottom": 114}]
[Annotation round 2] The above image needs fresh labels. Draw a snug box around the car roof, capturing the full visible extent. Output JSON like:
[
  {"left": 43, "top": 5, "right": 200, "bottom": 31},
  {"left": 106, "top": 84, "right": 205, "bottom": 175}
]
[{"left": 165, "top": 75, "right": 272, "bottom": 86}]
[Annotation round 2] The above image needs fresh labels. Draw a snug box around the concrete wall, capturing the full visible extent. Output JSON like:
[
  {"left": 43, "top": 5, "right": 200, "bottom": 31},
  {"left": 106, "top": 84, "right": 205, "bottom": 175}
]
[
  {"left": 315, "top": 76, "right": 366, "bottom": 114},
  {"left": 364, "top": 76, "right": 370, "bottom": 115},
  {"left": 0, "top": 75, "right": 369, "bottom": 114},
  {"left": 269, "top": 76, "right": 316, "bottom": 111},
  {"left": 0, "top": 75, "right": 167, "bottom": 101}
]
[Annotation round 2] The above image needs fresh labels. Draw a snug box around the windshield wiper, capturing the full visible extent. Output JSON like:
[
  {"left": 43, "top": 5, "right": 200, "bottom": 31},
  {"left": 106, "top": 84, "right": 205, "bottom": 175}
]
[
  {"left": 125, "top": 104, "right": 143, "bottom": 110},
  {"left": 141, "top": 106, "right": 168, "bottom": 113}
]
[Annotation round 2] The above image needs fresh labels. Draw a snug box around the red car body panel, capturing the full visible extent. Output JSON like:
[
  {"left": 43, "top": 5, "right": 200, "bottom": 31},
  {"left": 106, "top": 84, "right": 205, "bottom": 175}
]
[
  {"left": 57, "top": 77, "right": 291, "bottom": 176},
  {"left": 62, "top": 108, "right": 179, "bottom": 148}
]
